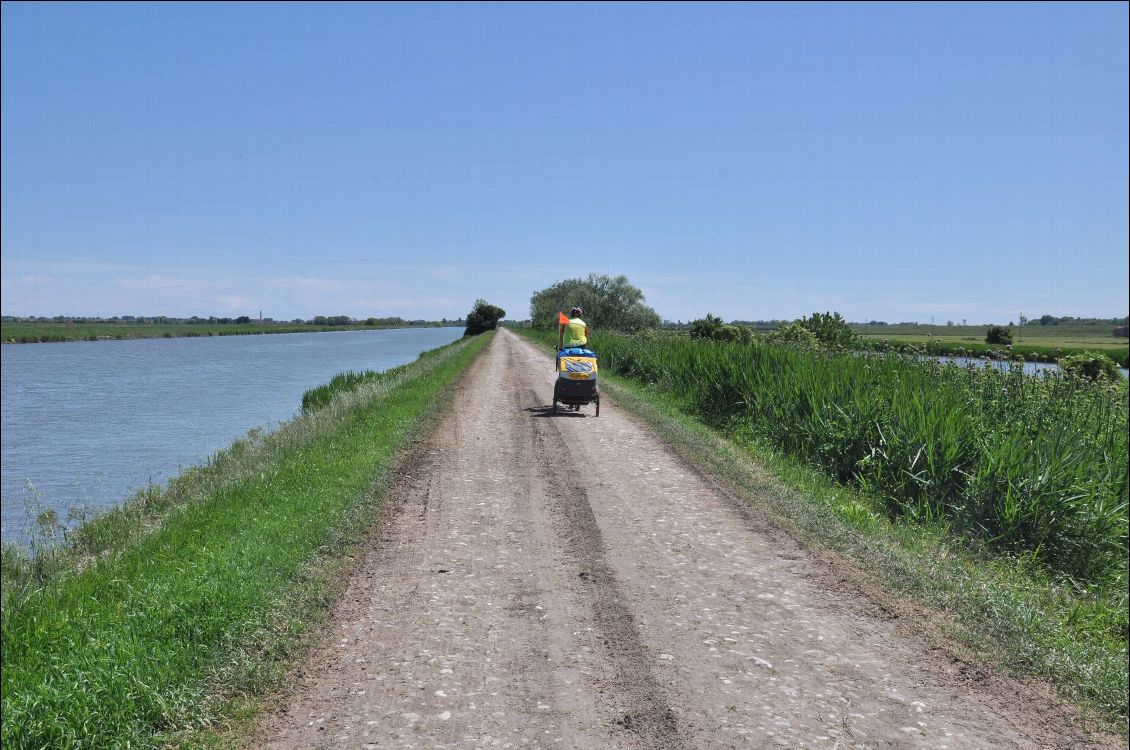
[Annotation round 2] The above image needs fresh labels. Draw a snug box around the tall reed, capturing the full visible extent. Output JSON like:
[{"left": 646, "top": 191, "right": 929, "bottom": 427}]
[{"left": 590, "top": 331, "right": 1128, "bottom": 586}]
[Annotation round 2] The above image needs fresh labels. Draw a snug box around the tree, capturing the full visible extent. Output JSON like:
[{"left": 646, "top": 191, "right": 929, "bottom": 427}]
[
  {"left": 530, "top": 274, "right": 661, "bottom": 332},
  {"left": 798, "top": 311, "right": 856, "bottom": 349},
  {"left": 985, "top": 325, "right": 1012, "bottom": 345},
  {"left": 464, "top": 299, "right": 506, "bottom": 336},
  {"left": 689, "top": 313, "right": 752, "bottom": 343},
  {"left": 311, "top": 315, "right": 352, "bottom": 326}
]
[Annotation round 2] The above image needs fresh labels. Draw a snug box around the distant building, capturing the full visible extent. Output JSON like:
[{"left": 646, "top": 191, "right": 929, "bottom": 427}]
[{"left": 1114, "top": 325, "right": 1128, "bottom": 337}]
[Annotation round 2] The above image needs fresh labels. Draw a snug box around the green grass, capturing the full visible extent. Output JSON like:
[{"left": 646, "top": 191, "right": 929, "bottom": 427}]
[
  {"left": 515, "top": 326, "right": 1128, "bottom": 731},
  {"left": 302, "top": 368, "right": 413, "bottom": 411},
  {"left": 855, "top": 322, "right": 1127, "bottom": 344},
  {"left": 854, "top": 323, "right": 1129, "bottom": 366},
  {"left": 0, "top": 321, "right": 457, "bottom": 344},
  {"left": 590, "top": 330, "right": 1128, "bottom": 584},
  {"left": 861, "top": 337, "right": 1129, "bottom": 367},
  {"left": 0, "top": 331, "right": 492, "bottom": 749}
]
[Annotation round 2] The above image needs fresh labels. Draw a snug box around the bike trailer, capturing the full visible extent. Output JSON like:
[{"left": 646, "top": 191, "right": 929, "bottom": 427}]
[
  {"left": 553, "top": 349, "right": 600, "bottom": 415},
  {"left": 558, "top": 353, "right": 598, "bottom": 381}
]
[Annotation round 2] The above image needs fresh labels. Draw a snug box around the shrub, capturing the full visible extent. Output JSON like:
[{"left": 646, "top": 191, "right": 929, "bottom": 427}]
[
  {"left": 1059, "top": 351, "right": 1123, "bottom": 382},
  {"left": 689, "top": 314, "right": 753, "bottom": 343},
  {"left": 986, "top": 325, "right": 1013, "bottom": 345},
  {"left": 716, "top": 324, "right": 753, "bottom": 343},
  {"left": 689, "top": 314, "right": 725, "bottom": 340},
  {"left": 464, "top": 299, "right": 506, "bottom": 337},
  {"left": 798, "top": 311, "right": 856, "bottom": 349},
  {"left": 766, "top": 321, "right": 822, "bottom": 350}
]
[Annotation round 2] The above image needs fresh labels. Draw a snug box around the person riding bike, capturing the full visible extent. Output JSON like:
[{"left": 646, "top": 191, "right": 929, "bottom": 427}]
[
  {"left": 558, "top": 307, "right": 591, "bottom": 352},
  {"left": 556, "top": 307, "right": 596, "bottom": 412},
  {"left": 556, "top": 307, "right": 593, "bottom": 376}
]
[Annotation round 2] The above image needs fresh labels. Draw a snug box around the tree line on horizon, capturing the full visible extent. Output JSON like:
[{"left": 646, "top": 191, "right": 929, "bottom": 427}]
[
  {"left": 0, "top": 314, "right": 465, "bottom": 327},
  {"left": 7, "top": 299, "right": 1123, "bottom": 336}
]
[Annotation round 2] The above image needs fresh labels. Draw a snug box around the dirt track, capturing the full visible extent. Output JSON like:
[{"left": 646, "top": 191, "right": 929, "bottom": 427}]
[{"left": 259, "top": 329, "right": 1113, "bottom": 750}]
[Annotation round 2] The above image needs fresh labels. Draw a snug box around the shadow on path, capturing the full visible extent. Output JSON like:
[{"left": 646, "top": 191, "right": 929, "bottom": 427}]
[{"left": 524, "top": 405, "right": 588, "bottom": 419}]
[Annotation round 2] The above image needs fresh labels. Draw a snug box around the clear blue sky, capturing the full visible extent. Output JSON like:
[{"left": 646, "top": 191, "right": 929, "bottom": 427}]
[{"left": 2, "top": 2, "right": 1127, "bottom": 323}]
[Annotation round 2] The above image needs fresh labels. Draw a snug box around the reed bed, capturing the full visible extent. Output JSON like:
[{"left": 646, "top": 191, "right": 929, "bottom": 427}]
[
  {"left": 858, "top": 337, "right": 1129, "bottom": 367},
  {"left": 588, "top": 330, "right": 1128, "bottom": 587}
]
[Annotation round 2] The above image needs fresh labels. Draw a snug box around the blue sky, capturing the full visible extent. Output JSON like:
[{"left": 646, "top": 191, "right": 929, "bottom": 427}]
[{"left": 2, "top": 2, "right": 1127, "bottom": 323}]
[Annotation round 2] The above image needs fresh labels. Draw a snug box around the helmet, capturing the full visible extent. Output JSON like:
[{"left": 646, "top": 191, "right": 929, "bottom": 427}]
[{"left": 570, "top": 307, "right": 583, "bottom": 317}]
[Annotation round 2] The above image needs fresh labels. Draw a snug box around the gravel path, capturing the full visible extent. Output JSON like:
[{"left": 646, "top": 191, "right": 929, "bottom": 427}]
[{"left": 259, "top": 329, "right": 1112, "bottom": 750}]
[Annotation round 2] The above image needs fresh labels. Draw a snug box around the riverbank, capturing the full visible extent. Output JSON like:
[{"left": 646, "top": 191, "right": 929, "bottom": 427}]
[
  {"left": 0, "top": 331, "right": 491, "bottom": 749},
  {"left": 0, "top": 320, "right": 461, "bottom": 344},
  {"left": 2, "top": 327, "right": 466, "bottom": 544},
  {"left": 514, "top": 327, "right": 1128, "bottom": 734},
  {"left": 853, "top": 321, "right": 1128, "bottom": 351},
  {"left": 858, "top": 336, "right": 1130, "bottom": 368}
]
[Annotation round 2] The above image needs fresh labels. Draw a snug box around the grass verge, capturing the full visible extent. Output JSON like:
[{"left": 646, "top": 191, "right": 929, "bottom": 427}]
[
  {"left": 514, "top": 327, "right": 1128, "bottom": 736},
  {"left": 0, "top": 331, "right": 492, "bottom": 749}
]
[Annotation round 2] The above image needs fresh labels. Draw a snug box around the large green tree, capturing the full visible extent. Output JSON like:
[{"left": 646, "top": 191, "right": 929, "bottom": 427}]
[
  {"left": 464, "top": 299, "right": 506, "bottom": 336},
  {"left": 530, "top": 274, "right": 661, "bottom": 332}
]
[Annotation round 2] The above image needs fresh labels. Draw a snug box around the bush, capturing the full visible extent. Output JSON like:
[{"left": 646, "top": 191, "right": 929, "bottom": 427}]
[
  {"left": 464, "top": 299, "right": 506, "bottom": 337},
  {"left": 1059, "top": 351, "right": 1123, "bottom": 382},
  {"left": 798, "top": 311, "right": 856, "bottom": 349},
  {"left": 689, "top": 314, "right": 753, "bottom": 343},
  {"left": 986, "top": 325, "right": 1013, "bottom": 345},
  {"left": 766, "top": 321, "right": 822, "bottom": 350},
  {"left": 689, "top": 314, "right": 724, "bottom": 340},
  {"left": 716, "top": 324, "right": 753, "bottom": 343}
]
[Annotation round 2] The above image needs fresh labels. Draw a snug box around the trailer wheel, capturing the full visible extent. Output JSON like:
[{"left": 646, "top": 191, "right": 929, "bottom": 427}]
[
  {"left": 595, "top": 396, "right": 600, "bottom": 417},
  {"left": 553, "top": 399, "right": 558, "bottom": 415}
]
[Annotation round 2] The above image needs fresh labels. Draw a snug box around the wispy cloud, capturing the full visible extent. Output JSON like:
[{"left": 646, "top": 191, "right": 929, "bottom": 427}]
[
  {"left": 3, "top": 254, "right": 1119, "bottom": 323},
  {"left": 114, "top": 274, "right": 207, "bottom": 292},
  {"left": 265, "top": 276, "right": 365, "bottom": 294},
  {"left": 215, "top": 295, "right": 258, "bottom": 311}
]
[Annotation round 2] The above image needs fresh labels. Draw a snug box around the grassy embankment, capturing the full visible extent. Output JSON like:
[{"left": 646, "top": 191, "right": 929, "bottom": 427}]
[
  {"left": 0, "top": 321, "right": 456, "bottom": 344},
  {"left": 517, "top": 326, "right": 1128, "bottom": 733},
  {"left": 853, "top": 323, "right": 1129, "bottom": 366},
  {"left": 0, "top": 331, "right": 492, "bottom": 749}
]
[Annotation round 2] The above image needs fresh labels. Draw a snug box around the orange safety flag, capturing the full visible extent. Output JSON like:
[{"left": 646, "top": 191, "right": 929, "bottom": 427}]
[{"left": 557, "top": 311, "right": 570, "bottom": 325}]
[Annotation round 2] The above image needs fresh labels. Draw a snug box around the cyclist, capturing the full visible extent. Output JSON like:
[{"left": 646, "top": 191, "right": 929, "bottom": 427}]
[{"left": 558, "top": 307, "right": 590, "bottom": 351}]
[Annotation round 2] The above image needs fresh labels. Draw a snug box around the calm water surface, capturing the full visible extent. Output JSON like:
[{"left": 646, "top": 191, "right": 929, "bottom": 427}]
[
  {"left": 1, "top": 327, "right": 464, "bottom": 543},
  {"left": 935, "top": 355, "right": 1129, "bottom": 378}
]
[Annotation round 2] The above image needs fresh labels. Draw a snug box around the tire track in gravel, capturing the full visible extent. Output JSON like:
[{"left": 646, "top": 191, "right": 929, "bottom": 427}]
[
  {"left": 258, "top": 329, "right": 1117, "bottom": 750},
  {"left": 522, "top": 378, "right": 686, "bottom": 748},
  {"left": 259, "top": 330, "right": 684, "bottom": 750}
]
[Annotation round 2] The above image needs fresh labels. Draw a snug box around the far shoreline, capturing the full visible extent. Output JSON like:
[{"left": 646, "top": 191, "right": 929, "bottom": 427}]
[{"left": 1, "top": 321, "right": 464, "bottom": 345}]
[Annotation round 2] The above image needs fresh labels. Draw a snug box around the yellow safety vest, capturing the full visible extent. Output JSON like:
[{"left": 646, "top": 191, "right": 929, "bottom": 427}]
[{"left": 563, "top": 318, "right": 587, "bottom": 346}]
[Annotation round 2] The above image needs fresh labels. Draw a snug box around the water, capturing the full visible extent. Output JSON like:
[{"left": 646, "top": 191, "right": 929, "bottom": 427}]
[
  {"left": 934, "top": 355, "right": 1129, "bottom": 379},
  {"left": 0, "top": 327, "right": 464, "bottom": 543}
]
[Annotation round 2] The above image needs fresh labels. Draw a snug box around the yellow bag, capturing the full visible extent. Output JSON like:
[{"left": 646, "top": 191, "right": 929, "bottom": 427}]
[{"left": 558, "top": 356, "right": 598, "bottom": 381}]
